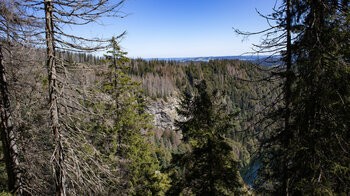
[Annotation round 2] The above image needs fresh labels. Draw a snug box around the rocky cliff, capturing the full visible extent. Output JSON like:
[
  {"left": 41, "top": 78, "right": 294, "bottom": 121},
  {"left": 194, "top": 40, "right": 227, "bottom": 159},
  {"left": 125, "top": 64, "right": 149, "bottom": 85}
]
[{"left": 146, "top": 96, "right": 180, "bottom": 130}]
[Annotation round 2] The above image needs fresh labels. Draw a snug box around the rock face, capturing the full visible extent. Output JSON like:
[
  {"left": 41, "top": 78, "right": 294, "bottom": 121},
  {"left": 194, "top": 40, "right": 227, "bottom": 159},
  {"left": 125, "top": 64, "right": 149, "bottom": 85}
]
[{"left": 146, "top": 96, "right": 180, "bottom": 130}]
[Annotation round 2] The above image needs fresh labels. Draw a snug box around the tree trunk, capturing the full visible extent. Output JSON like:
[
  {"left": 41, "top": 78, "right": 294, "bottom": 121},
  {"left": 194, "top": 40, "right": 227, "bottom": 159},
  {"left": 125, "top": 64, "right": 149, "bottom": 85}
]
[
  {"left": 283, "top": 0, "right": 292, "bottom": 195},
  {"left": 44, "top": 0, "right": 66, "bottom": 195},
  {"left": 0, "top": 45, "right": 22, "bottom": 194}
]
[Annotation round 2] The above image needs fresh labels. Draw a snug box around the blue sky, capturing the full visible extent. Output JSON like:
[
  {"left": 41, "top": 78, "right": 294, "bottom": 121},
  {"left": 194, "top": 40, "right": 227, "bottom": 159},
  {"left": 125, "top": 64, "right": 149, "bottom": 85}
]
[{"left": 76, "top": 0, "right": 279, "bottom": 58}]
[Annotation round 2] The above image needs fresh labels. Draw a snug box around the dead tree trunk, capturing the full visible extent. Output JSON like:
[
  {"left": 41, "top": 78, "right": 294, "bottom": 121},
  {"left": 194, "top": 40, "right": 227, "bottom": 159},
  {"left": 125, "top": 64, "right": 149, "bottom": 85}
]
[
  {"left": 0, "top": 45, "right": 22, "bottom": 194},
  {"left": 44, "top": 0, "right": 66, "bottom": 195}
]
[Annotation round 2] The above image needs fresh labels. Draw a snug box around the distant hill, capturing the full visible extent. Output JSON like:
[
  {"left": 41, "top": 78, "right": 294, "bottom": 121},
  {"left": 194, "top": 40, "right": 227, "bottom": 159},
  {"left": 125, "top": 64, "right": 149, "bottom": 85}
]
[{"left": 145, "top": 55, "right": 281, "bottom": 66}]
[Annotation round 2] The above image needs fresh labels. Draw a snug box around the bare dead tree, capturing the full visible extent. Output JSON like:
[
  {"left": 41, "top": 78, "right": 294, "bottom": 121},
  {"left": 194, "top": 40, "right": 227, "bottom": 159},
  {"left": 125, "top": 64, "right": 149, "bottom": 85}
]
[
  {"left": 43, "top": 1, "right": 66, "bottom": 195},
  {"left": 0, "top": 0, "right": 42, "bottom": 194},
  {"left": 19, "top": 0, "right": 127, "bottom": 195},
  {"left": 0, "top": 43, "right": 21, "bottom": 195}
]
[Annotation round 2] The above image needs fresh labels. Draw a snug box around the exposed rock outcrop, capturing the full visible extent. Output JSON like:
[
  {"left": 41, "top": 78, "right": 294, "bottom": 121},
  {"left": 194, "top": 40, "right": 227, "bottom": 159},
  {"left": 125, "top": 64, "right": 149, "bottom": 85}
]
[{"left": 146, "top": 96, "right": 180, "bottom": 130}]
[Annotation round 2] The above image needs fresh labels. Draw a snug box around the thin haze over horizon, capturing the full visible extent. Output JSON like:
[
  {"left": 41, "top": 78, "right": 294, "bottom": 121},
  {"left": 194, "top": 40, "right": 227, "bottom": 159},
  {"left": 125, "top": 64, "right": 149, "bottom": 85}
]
[{"left": 66, "top": 0, "right": 280, "bottom": 58}]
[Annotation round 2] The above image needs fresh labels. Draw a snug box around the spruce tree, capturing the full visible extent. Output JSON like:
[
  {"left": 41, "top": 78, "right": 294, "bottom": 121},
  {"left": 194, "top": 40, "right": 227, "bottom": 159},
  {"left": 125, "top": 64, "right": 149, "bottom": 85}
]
[
  {"left": 168, "top": 80, "right": 242, "bottom": 195},
  {"left": 255, "top": 1, "right": 350, "bottom": 194},
  {"left": 285, "top": 0, "right": 350, "bottom": 194},
  {"left": 87, "top": 39, "right": 169, "bottom": 195}
]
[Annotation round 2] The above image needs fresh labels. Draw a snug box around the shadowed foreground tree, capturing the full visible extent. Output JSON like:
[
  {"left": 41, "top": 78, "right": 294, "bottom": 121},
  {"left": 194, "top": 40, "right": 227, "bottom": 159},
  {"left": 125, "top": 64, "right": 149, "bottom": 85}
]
[
  {"left": 233, "top": 1, "right": 296, "bottom": 193},
  {"left": 240, "top": 0, "right": 350, "bottom": 194},
  {"left": 168, "top": 80, "right": 242, "bottom": 195},
  {"left": 278, "top": 0, "right": 350, "bottom": 194},
  {"left": 0, "top": 44, "right": 20, "bottom": 194}
]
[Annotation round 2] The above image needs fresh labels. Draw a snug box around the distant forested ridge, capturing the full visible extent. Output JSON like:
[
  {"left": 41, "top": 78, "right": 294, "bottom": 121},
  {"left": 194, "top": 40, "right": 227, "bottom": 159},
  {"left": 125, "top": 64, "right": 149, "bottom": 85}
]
[{"left": 145, "top": 55, "right": 282, "bottom": 66}]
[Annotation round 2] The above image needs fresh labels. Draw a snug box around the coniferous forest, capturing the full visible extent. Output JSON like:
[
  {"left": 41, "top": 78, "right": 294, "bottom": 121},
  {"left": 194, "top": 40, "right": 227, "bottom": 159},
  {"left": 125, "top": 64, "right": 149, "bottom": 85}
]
[{"left": 0, "top": 0, "right": 349, "bottom": 195}]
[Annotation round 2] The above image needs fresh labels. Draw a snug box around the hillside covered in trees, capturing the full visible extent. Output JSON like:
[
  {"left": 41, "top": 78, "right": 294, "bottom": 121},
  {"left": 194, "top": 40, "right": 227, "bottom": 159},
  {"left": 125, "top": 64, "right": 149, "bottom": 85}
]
[
  {"left": 0, "top": 0, "right": 349, "bottom": 195},
  {"left": 127, "top": 58, "right": 277, "bottom": 163}
]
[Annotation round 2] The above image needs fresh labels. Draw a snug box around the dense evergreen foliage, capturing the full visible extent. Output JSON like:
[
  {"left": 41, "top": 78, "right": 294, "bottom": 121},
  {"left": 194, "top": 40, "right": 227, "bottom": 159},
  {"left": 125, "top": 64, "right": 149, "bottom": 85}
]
[
  {"left": 255, "top": 0, "right": 350, "bottom": 195},
  {"left": 168, "top": 80, "right": 242, "bottom": 195},
  {"left": 77, "top": 39, "right": 169, "bottom": 195},
  {"left": 284, "top": 1, "right": 349, "bottom": 193}
]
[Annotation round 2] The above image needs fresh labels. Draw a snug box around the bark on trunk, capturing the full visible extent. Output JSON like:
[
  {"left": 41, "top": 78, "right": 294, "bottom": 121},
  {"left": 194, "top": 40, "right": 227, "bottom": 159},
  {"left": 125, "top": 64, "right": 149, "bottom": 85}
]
[
  {"left": 0, "top": 45, "right": 22, "bottom": 194},
  {"left": 44, "top": 0, "right": 66, "bottom": 195},
  {"left": 283, "top": 0, "right": 292, "bottom": 195}
]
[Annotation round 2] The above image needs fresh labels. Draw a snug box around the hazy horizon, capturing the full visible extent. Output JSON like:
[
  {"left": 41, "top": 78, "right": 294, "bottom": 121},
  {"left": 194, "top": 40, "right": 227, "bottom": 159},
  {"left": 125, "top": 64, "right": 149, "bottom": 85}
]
[{"left": 68, "top": 0, "right": 280, "bottom": 58}]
